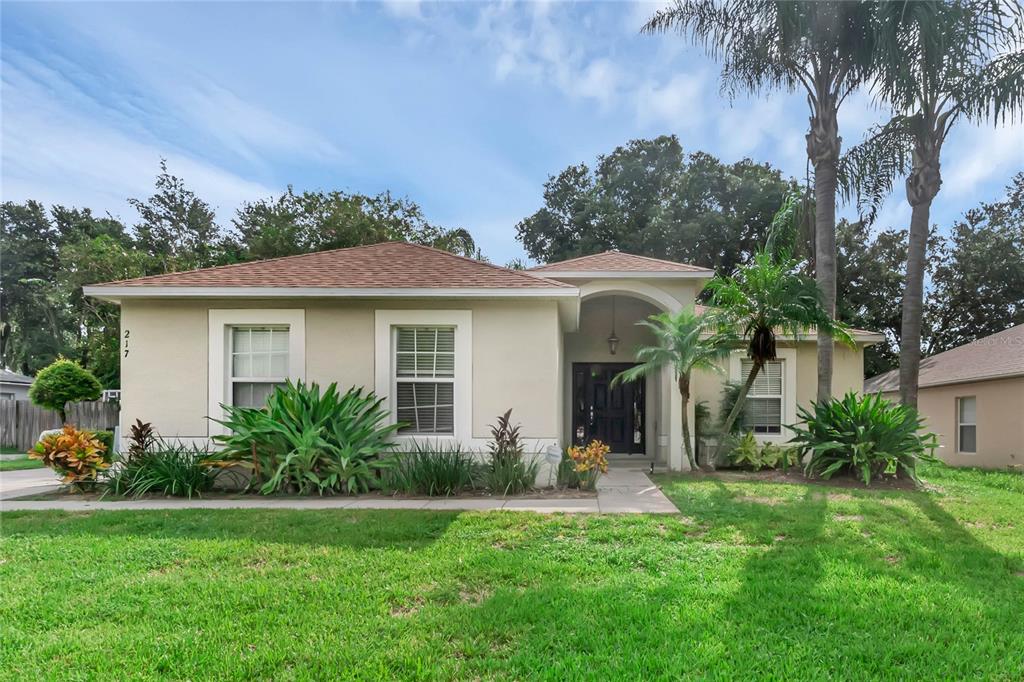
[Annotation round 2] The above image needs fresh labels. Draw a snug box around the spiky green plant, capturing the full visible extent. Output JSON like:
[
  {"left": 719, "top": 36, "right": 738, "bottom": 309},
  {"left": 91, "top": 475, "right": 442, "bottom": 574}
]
[
  {"left": 209, "top": 381, "right": 400, "bottom": 495},
  {"left": 103, "top": 442, "right": 218, "bottom": 499},
  {"left": 791, "top": 391, "right": 938, "bottom": 485},
  {"left": 384, "top": 441, "right": 478, "bottom": 497}
]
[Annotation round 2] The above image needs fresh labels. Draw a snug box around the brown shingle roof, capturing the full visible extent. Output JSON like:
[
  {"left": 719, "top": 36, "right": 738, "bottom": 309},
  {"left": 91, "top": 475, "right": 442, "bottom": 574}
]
[
  {"left": 865, "top": 324, "right": 1024, "bottom": 393},
  {"left": 529, "top": 250, "right": 713, "bottom": 274},
  {"left": 89, "top": 242, "right": 573, "bottom": 290}
]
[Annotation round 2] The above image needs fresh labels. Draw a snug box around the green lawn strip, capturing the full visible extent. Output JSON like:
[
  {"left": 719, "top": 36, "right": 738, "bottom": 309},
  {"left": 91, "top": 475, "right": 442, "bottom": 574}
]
[
  {"left": 0, "top": 457, "right": 43, "bottom": 471},
  {"left": 1, "top": 466, "right": 1022, "bottom": 679}
]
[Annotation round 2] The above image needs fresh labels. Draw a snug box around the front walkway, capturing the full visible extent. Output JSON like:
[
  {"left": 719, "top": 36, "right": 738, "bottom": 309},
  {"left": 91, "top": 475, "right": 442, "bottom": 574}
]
[{"left": 0, "top": 466, "right": 678, "bottom": 514}]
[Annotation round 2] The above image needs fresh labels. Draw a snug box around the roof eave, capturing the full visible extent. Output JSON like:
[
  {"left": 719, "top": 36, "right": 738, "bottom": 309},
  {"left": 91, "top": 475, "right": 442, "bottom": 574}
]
[
  {"left": 532, "top": 270, "right": 715, "bottom": 279},
  {"left": 83, "top": 285, "right": 581, "bottom": 303}
]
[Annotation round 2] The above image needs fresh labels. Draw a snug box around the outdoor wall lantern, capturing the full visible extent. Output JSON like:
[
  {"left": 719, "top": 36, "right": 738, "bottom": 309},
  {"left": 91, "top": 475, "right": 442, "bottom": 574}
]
[{"left": 607, "top": 296, "right": 620, "bottom": 355}]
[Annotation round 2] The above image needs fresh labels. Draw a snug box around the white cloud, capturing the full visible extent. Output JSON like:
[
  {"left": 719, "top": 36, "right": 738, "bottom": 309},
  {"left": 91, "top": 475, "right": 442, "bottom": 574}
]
[
  {"left": 380, "top": 0, "right": 422, "bottom": 21},
  {"left": 943, "top": 122, "right": 1024, "bottom": 197},
  {"left": 636, "top": 72, "right": 707, "bottom": 129},
  {"left": 1, "top": 60, "right": 276, "bottom": 223}
]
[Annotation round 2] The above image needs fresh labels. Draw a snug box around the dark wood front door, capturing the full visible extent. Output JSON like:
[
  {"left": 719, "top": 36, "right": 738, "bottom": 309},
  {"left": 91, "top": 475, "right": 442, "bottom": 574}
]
[{"left": 572, "top": 363, "right": 645, "bottom": 454}]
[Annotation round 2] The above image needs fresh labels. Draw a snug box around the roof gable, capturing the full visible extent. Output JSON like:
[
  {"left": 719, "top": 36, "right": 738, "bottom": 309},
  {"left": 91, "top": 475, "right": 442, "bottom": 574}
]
[
  {"left": 529, "top": 250, "right": 713, "bottom": 275},
  {"left": 87, "top": 242, "right": 572, "bottom": 291}
]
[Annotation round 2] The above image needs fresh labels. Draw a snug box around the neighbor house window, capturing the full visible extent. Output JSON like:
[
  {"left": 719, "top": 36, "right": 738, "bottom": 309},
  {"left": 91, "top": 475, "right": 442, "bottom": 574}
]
[
  {"left": 394, "top": 327, "right": 455, "bottom": 434},
  {"left": 742, "top": 359, "right": 783, "bottom": 435},
  {"left": 957, "top": 396, "right": 977, "bottom": 454},
  {"left": 230, "top": 326, "right": 289, "bottom": 408},
  {"left": 0, "top": 392, "right": 14, "bottom": 400}
]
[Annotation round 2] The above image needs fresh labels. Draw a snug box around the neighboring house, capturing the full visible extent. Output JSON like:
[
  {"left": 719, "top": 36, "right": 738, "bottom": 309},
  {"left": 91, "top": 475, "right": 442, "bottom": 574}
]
[
  {"left": 84, "top": 243, "right": 880, "bottom": 471},
  {"left": 0, "top": 369, "right": 33, "bottom": 401},
  {"left": 865, "top": 325, "right": 1024, "bottom": 470}
]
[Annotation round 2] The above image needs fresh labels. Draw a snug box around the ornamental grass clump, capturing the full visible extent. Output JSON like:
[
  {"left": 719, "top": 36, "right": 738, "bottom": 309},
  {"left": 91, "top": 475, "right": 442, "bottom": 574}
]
[
  {"left": 564, "top": 440, "right": 610, "bottom": 491},
  {"left": 104, "top": 442, "right": 218, "bottom": 499},
  {"left": 30, "top": 424, "right": 110, "bottom": 486},
  {"left": 791, "top": 392, "right": 938, "bottom": 485},
  {"left": 385, "top": 442, "right": 478, "bottom": 497}
]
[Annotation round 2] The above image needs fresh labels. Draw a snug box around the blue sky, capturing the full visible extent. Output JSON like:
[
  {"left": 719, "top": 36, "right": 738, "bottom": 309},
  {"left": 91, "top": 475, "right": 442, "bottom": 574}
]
[{"left": 3, "top": 1, "right": 1022, "bottom": 265}]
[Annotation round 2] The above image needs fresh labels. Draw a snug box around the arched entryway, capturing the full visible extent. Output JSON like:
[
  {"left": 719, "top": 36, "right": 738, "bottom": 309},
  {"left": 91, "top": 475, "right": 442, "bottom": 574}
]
[{"left": 560, "top": 279, "right": 690, "bottom": 471}]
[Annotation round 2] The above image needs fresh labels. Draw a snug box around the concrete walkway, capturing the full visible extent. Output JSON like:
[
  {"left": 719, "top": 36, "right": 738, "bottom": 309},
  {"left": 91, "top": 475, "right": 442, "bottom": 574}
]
[{"left": 0, "top": 466, "right": 678, "bottom": 514}]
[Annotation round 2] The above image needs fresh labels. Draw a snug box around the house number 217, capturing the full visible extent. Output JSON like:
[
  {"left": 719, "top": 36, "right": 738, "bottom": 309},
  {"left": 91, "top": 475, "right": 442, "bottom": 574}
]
[{"left": 124, "top": 329, "right": 130, "bottom": 358}]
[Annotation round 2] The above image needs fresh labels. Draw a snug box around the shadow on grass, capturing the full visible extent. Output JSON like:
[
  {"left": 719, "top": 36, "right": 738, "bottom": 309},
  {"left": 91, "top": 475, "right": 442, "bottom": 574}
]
[{"left": 0, "top": 508, "right": 460, "bottom": 551}]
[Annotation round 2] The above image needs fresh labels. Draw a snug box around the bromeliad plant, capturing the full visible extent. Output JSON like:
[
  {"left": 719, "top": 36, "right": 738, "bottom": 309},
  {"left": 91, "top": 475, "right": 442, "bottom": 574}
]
[
  {"left": 791, "top": 391, "right": 938, "bottom": 485},
  {"left": 209, "top": 381, "right": 400, "bottom": 495},
  {"left": 30, "top": 424, "right": 110, "bottom": 486}
]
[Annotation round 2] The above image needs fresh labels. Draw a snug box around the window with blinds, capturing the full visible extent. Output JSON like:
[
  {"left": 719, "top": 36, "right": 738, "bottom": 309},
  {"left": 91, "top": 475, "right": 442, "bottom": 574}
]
[
  {"left": 394, "top": 327, "right": 455, "bottom": 434},
  {"left": 231, "top": 326, "right": 289, "bottom": 408},
  {"left": 741, "top": 359, "right": 783, "bottom": 434}
]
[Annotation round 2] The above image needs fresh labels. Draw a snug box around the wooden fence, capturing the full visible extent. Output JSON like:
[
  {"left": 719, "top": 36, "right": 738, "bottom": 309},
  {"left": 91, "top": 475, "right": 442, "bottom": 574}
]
[{"left": 0, "top": 400, "right": 120, "bottom": 452}]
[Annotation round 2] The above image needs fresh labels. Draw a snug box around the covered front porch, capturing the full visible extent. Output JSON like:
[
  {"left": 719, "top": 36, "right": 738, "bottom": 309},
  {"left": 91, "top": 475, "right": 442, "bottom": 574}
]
[{"left": 559, "top": 280, "right": 693, "bottom": 471}]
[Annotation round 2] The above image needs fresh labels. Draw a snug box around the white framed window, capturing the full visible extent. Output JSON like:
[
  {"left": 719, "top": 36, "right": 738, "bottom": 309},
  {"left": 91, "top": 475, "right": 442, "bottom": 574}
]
[
  {"left": 208, "top": 309, "right": 305, "bottom": 436},
  {"left": 957, "top": 396, "right": 977, "bottom": 454},
  {"left": 230, "top": 326, "right": 289, "bottom": 408},
  {"left": 394, "top": 327, "right": 455, "bottom": 434},
  {"left": 374, "top": 310, "right": 472, "bottom": 444},
  {"left": 741, "top": 359, "right": 783, "bottom": 435}
]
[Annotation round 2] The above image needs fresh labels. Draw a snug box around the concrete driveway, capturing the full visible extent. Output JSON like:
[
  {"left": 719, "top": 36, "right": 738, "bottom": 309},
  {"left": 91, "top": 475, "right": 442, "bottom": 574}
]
[{"left": 1, "top": 467, "right": 62, "bottom": 501}]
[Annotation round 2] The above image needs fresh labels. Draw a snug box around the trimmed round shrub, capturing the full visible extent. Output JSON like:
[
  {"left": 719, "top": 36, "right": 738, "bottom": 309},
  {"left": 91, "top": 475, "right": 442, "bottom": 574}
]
[{"left": 28, "top": 358, "right": 102, "bottom": 423}]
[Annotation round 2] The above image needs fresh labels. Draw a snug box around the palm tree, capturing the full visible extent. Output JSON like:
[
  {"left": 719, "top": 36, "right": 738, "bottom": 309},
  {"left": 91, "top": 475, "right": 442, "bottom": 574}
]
[
  {"left": 643, "top": 0, "right": 879, "bottom": 404},
  {"left": 841, "top": 0, "right": 1024, "bottom": 406},
  {"left": 611, "top": 308, "right": 735, "bottom": 471},
  {"left": 705, "top": 250, "right": 854, "bottom": 460}
]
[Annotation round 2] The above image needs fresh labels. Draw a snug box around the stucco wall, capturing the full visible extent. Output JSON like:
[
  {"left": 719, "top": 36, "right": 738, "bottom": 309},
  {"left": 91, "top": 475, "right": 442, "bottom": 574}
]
[
  {"left": 692, "top": 341, "right": 868, "bottom": 429},
  {"left": 909, "top": 377, "right": 1024, "bottom": 469},
  {"left": 120, "top": 297, "right": 561, "bottom": 445}
]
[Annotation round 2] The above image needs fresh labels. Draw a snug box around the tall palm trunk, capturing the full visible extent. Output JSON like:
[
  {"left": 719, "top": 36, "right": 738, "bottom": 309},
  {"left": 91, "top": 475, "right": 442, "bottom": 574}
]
[
  {"left": 711, "top": 358, "right": 764, "bottom": 467},
  {"left": 678, "top": 373, "right": 696, "bottom": 471},
  {"left": 900, "top": 129, "right": 942, "bottom": 407},
  {"left": 807, "top": 95, "right": 841, "bottom": 403}
]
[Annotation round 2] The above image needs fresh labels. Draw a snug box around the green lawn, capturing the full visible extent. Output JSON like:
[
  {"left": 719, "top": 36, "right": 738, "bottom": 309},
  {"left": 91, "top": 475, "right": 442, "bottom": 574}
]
[
  {"left": 1, "top": 465, "right": 1022, "bottom": 679},
  {"left": 0, "top": 457, "right": 43, "bottom": 471}
]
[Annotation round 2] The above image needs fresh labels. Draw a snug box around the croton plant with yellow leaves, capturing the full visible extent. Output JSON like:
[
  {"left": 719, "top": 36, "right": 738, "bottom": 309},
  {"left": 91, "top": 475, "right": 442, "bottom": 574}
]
[
  {"left": 565, "top": 439, "right": 610, "bottom": 490},
  {"left": 30, "top": 424, "right": 110, "bottom": 484}
]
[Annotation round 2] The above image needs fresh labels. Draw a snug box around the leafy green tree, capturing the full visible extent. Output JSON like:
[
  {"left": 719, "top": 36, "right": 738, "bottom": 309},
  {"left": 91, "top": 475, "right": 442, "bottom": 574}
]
[
  {"left": 29, "top": 358, "right": 103, "bottom": 423},
  {"left": 232, "top": 188, "right": 476, "bottom": 261},
  {"left": 644, "top": 0, "right": 880, "bottom": 404},
  {"left": 516, "top": 136, "right": 798, "bottom": 274},
  {"left": 612, "top": 309, "right": 735, "bottom": 470},
  {"left": 129, "top": 160, "right": 227, "bottom": 272},
  {"left": 926, "top": 172, "right": 1024, "bottom": 354},
  {"left": 0, "top": 201, "right": 66, "bottom": 373},
  {"left": 843, "top": 0, "right": 1024, "bottom": 406},
  {"left": 706, "top": 250, "right": 852, "bottom": 463},
  {"left": 58, "top": 235, "right": 151, "bottom": 387},
  {"left": 835, "top": 220, "right": 911, "bottom": 377}
]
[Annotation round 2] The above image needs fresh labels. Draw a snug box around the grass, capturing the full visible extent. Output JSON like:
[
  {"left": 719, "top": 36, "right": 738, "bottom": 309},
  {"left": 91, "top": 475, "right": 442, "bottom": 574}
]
[
  {"left": 0, "top": 457, "right": 43, "bottom": 471},
  {"left": 1, "top": 465, "right": 1022, "bottom": 679}
]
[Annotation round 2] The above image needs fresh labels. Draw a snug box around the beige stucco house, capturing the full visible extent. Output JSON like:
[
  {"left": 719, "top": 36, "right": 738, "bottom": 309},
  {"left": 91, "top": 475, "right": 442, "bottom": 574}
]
[
  {"left": 84, "top": 243, "right": 880, "bottom": 471},
  {"left": 865, "top": 325, "right": 1024, "bottom": 470}
]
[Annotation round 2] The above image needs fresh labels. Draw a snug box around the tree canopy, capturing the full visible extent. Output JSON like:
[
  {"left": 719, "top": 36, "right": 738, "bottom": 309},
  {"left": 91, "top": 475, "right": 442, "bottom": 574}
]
[
  {"left": 516, "top": 135, "right": 798, "bottom": 274},
  {"left": 0, "top": 162, "right": 477, "bottom": 385}
]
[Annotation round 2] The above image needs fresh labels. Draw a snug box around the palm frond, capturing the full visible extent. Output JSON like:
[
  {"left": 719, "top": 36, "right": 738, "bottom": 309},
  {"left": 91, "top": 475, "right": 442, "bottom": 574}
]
[{"left": 837, "top": 117, "right": 915, "bottom": 224}]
